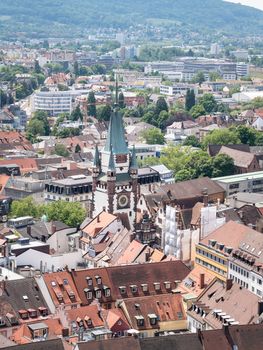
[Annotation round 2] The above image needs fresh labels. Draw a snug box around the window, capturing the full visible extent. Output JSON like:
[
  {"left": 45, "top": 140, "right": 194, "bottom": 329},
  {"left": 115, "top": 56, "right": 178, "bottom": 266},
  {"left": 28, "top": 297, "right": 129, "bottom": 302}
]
[
  {"left": 96, "top": 290, "right": 102, "bottom": 299},
  {"left": 104, "top": 288, "right": 111, "bottom": 297},
  {"left": 154, "top": 282, "right": 161, "bottom": 291},
  {"left": 131, "top": 285, "right": 138, "bottom": 294},
  {"left": 136, "top": 316, "right": 144, "bottom": 327},
  {"left": 119, "top": 286, "right": 126, "bottom": 295}
]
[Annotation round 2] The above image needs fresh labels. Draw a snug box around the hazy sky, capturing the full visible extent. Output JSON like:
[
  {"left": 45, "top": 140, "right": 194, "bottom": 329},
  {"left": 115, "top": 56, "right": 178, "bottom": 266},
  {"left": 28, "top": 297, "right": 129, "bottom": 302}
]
[{"left": 226, "top": 0, "right": 263, "bottom": 11}]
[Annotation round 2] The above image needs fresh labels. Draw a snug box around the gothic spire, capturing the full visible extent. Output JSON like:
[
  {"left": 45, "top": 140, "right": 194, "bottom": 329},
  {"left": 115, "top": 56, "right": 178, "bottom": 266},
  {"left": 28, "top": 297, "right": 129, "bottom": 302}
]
[
  {"left": 93, "top": 145, "right": 100, "bottom": 168},
  {"left": 130, "top": 145, "right": 138, "bottom": 170},
  {"left": 108, "top": 145, "right": 116, "bottom": 172}
]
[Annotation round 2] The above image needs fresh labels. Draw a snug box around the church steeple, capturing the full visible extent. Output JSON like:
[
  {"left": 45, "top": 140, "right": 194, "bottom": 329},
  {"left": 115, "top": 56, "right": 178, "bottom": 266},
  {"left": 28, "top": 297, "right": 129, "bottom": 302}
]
[
  {"left": 104, "top": 80, "right": 128, "bottom": 155},
  {"left": 93, "top": 145, "right": 100, "bottom": 168},
  {"left": 130, "top": 145, "right": 138, "bottom": 171},
  {"left": 108, "top": 145, "right": 116, "bottom": 173}
]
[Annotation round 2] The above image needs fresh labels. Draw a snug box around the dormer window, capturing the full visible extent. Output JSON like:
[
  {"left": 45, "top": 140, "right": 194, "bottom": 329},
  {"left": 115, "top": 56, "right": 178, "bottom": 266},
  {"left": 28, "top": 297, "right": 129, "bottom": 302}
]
[
  {"left": 130, "top": 285, "right": 138, "bottom": 294},
  {"left": 141, "top": 284, "right": 148, "bottom": 292},
  {"left": 119, "top": 286, "right": 126, "bottom": 295},
  {"left": 38, "top": 307, "right": 48, "bottom": 317},
  {"left": 148, "top": 314, "right": 157, "bottom": 325},
  {"left": 95, "top": 276, "right": 102, "bottom": 285},
  {"left": 84, "top": 288, "right": 93, "bottom": 300},
  {"left": 19, "top": 310, "right": 28, "bottom": 320},
  {"left": 95, "top": 289, "right": 102, "bottom": 299},
  {"left": 86, "top": 277, "right": 93, "bottom": 286},
  {"left": 28, "top": 309, "right": 37, "bottom": 318},
  {"left": 104, "top": 286, "right": 111, "bottom": 297},
  {"left": 154, "top": 282, "right": 161, "bottom": 291},
  {"left": 135, "top": 315, "right": 144, "bottom": 327},
  {"left": 23, "top": 295, "right": 29, "bottom": 302},
  {"left": 164, "top": 281, "right": 171, "bottom": 290}
]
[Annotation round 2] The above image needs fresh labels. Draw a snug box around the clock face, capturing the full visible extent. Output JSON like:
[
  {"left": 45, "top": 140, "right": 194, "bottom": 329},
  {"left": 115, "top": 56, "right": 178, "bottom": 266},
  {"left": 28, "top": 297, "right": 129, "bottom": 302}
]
[{"left": 118, "top": 194, "right": 129, "bottom": 208}]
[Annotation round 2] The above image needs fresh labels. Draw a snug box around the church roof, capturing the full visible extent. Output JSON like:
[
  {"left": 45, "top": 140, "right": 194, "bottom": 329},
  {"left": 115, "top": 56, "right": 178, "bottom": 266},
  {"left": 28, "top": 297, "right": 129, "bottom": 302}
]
[
  {"left": 104, "top": 108, "right": 129, "bottom": 155},
  {"left": 130, "top": 145, "right": 138, "bottom": 170},
  {"left": 93, "top": 145, "right": 100, "bottom": 167}
]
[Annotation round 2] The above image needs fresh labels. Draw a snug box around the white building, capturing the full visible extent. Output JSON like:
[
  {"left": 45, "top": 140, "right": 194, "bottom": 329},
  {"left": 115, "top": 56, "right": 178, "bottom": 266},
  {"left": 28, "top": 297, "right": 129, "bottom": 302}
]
[{"left": 160, "top": 84, "right": 197, "bottom": 96}]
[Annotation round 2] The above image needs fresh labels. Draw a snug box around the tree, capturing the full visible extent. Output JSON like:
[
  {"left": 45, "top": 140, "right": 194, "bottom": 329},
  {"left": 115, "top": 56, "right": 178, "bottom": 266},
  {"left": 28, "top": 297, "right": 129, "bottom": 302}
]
[
  {"left": 73, "top": 61, "right": 79, "bottom": 76},
  {"left": 155, "top": 97, "right": 168, "bottom": 116},
  {"left": 26, "top": 119, "right": 45, "bottom": 140},
  {"left": 42, "top": 201, "right": 86, "bottom": 227},
  {"left": 34, "top": 60, "right": 41, "bottom": 74},
  {"left": 234, "top": 125, "right": 256, "bottom": 146},
  {"left": 157, "top": 110, "right": 169, "bottom": 130},
  {"left": 211, "top": 154, "right": 235, "bottom": 177},
  {"left": 118, "top": 92, "right": 125, "bottom": 108},
  {"left": 192, "top": 71, "right": 205, "bottom": 85},
  {"left": 54, "top": 144, "right": 69, "bottom": 157},
  {"left": 202, "top": 129, "right": 241, "bottom": 148},
  {"left": 33, "top": 111, "right": 50, "bottom": 136},
  {"left": 185, "top": 89, "right": 195, "bottom": 111},
  {"left": 199, "top": 94, "right": 218, "bottom": 113},
  {"left": 175, "top": 169, "right": 194, "bottom": 182},
  {"left": 190, "top": 104, "right": 206, "bottom": 119},
  {"left": 87, "top": 91, "right": 96, "bottom": 117},
  {"left": 97, "top": 104, "right": 112, "bottom": 121},
  {"left": 75, "top": 144, "right": 81, "bottom": 153},
  {"left": 255, "top": 132, "right": 263, "bottom": 146},
  {"left": 209, "top": 72, "right": 221, "bottom": 81},
  {"left": 141, "top": 128, "right": 165, "bottom": 145},
  {"left": 10, "top": 196, "right": 39, "bottom": 218},
  {"left": 71, "top": 105, "right": 83, "bottom": 121},
  {"left": 183, "top": 135, "right": 201, "bottom": 148}
]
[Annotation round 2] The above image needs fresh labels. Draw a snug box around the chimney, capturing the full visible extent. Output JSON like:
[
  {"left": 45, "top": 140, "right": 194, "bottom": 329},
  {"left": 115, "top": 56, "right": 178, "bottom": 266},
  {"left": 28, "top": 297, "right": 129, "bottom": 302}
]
[
  {"left": 258, "top": 300, "right": 263, "bottom": 316},
  {"left": 51, "top": 224, "right": 56, "bottom": 235},
  {"left": 200, "top": 273, "right": 205, "bottom": 289},
  {"left": 97, "top": 215, "right": 100, "bottom": 223},
  {"left": 27, "top": 225, "right": 32, "bottom": 236},
  {"left": 226, "top": 279, "right": 233, "bottom": 291},
  {"left": 202, "top": 188, "right": 208, "bottom": 207}
]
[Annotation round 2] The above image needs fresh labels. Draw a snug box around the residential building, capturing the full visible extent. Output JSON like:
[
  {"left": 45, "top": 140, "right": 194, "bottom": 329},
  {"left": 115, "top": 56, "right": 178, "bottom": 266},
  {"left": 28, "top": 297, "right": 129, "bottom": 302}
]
[
  {"left": 44, "top": 175, "right": 93, "bottom": 203},
  {"left": 195, "top": 221, "right": 256, "bottom": 281},
  {"left": 219, "top": 146, "right": 260, "bottom": 174},
  {"left": 71, "top": 261, "right": 190, "bottom": 308},
  {"left": 119, "top": 293, "right": 187, "bottom": 337},
  {"left": 187, "top": 279, "right": 261, "bottom": 332},
  {"left": 165, "top": 120, "right": 199, "bottom": 143},
  {"left": 160, "top": 84, "right": 197, "bottom": 96}
]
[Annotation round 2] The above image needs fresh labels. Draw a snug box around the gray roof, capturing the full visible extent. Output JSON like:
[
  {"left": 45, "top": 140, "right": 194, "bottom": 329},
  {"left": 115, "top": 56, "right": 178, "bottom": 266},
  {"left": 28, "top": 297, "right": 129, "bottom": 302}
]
[
  {"left": 104, "top": 108, "right": 129, "bottom": 155},
  {"left": 1, "top": 339, "right": 65, "bottom": 350}
]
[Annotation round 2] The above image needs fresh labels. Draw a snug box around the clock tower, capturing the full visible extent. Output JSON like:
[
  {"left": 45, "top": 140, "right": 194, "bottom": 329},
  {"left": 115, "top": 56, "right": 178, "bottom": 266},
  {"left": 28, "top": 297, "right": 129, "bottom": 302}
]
[{"left": 92, "top": 93, "right": 139, "bottom": 227}]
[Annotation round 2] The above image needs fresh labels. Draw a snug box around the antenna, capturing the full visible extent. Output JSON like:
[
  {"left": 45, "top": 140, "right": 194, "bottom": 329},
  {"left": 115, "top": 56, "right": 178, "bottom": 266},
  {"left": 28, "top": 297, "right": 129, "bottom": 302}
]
[{"left": 115, "top": 76, "right": 119, "bottom": 107}]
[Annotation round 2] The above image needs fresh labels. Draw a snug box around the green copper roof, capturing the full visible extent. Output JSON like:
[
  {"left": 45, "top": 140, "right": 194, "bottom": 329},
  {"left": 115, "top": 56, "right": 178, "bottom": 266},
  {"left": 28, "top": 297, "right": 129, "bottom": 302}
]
[
  {"left": 104, "top": 107, "right": 129, "bottom": 155},
  {"left": 93, "top": 145, "right": 100, "bottom": 167},
  {"left": 130, "top": 145, "right": 138, "bottom": 170},
  {"left": 108, "top": 146, "right": 116, "bottom": 172}
]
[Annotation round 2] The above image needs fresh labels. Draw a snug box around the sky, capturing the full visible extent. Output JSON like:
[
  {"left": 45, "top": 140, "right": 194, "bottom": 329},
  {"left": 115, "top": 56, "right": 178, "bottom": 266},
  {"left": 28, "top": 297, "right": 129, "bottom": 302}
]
[{"left": 225, "top": 0, "right": 263, "bottom": 11}]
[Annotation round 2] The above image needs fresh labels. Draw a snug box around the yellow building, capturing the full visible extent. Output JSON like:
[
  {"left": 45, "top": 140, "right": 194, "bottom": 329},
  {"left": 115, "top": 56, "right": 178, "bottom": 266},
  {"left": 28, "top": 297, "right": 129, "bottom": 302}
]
[{"left": 194, "top": 220, "right": 256, "bottom": 282}]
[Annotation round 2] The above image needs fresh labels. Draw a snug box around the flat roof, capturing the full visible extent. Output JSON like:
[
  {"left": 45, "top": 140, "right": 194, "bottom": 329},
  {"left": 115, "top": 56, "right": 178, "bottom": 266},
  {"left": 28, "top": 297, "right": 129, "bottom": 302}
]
[{"left": 213, "top": 171, "right": 263, "bottom": 184}]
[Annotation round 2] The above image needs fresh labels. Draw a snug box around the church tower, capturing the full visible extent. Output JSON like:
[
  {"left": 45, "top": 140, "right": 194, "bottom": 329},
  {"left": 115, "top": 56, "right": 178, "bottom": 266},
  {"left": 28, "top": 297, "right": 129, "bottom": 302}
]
[{"left": 92, "top": 87, "right": 139, "bottom": 227}]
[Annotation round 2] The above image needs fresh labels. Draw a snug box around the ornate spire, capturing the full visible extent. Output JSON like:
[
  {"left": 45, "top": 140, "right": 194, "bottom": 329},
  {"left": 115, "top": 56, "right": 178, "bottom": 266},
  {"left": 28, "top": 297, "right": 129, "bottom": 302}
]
[
  {"left": 108, "top": 145, "right": 116, "bottom": 172},
  {"left": 130, "top": 145, "right": 138, "bottom": 170},
  {"left": 93, "top": 145, "right": 100, "bottom": 168}
]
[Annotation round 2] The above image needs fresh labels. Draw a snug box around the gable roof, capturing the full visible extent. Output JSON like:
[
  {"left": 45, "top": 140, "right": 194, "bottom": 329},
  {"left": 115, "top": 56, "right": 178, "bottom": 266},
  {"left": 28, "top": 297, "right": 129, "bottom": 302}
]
[
  {"left": 71, "top": 261, "right": 190, "bottom": 305},
  {"left": 122, "top": 293, "right": 186, "bottom": 330},
  {"left": 0, "top": 339, "right": 65, "bottom": 350},
  {"left": 156, "top": 177, "right": 224, "bottom": 201},
  {"left": 42, "top": 271, "right": 81, "bottom": 307},
  {"left": 200, "top": 220, "right": 256, "bottom": 251},
  {"left": 82, "top": 212, "right": 117, "bottom": 238},
  {"left": 219, "top": 146, "right": 256, "bottom": 168},
  {"left": 65, "top": 305, "right": 104, "bottom": 328},
  {"left": 114, "top": 240, "right": 147, "bottom": 265}
]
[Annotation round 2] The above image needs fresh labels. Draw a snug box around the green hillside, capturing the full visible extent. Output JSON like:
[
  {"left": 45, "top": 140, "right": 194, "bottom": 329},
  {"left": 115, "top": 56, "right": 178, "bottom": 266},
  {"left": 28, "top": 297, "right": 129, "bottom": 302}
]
[{"left": 0, "top": 0, "right": 262, "bottom": 38}]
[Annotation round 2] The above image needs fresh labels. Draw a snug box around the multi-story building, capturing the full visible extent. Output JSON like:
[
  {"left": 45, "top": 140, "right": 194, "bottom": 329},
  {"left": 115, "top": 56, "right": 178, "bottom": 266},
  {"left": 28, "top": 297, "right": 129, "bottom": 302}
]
[
  {"left": 31, "top": 89, "right": 90, "bottom": 116},
  {"left": 160, "top": 84, "right": 197, "bottom": 96},
  {"left": 194, "top": 221, "right": 254, "bottom": 282},
  {"left": 213, "top": 171, "right": 263, "bottom": 196},
  {"left": 228, "top": 228, "right": 263, "bottom": 297},
  {"left": 44, "top": 175, "right": 93, "bottom": 203}
]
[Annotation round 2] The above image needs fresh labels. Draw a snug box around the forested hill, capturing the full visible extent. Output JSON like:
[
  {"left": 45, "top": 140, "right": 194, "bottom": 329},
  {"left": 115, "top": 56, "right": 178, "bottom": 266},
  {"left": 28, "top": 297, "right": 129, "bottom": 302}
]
[{"left": 0, "top": 0, "right": 263, "bottom": 38}]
